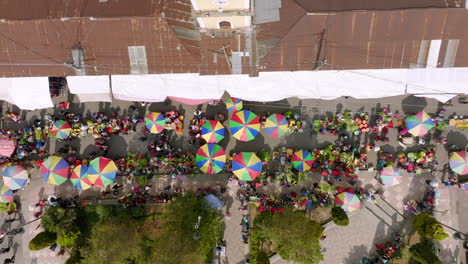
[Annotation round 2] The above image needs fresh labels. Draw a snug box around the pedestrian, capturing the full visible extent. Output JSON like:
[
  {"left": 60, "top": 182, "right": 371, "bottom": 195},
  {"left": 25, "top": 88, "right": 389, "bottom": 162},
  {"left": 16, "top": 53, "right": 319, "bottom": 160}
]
[
  {"left": 320, "top": 235, "right": 327, "bottom": 241},
  {"left": 3, "top": 255, "right": 14, "bottom": 264},
  {"left": 0, "top": 247, "right": 10, "bottom": 254}
]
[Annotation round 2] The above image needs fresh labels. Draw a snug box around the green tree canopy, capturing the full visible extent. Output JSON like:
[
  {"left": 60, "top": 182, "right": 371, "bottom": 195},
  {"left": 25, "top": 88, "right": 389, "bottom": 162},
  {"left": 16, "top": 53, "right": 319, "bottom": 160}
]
[
  {"left": 41, "top": 207, "right": 77, "bottom": 234},
  {"left": 80, "top": 215, "right": 144, "bottom": 264},
  {"left": 257, "top": 208, "right": 324, "bottom": 264},
  {"left": 409, "top": 240, "right": 442, "bottom": 264},
  {"left": 57, "top": 226, "right": 81, "bottom": 248},
  {"left": 413, "top": 213, "right": 449, "bottom": 241},
  {"left": 331, "top": 206, "right": 349, "bottom": 226},
  {"left": 149, "top": 192, "right": 223, "bottom": 264},
  {"left": 29, "top": 231, "right": 57, "bottom": 251}
]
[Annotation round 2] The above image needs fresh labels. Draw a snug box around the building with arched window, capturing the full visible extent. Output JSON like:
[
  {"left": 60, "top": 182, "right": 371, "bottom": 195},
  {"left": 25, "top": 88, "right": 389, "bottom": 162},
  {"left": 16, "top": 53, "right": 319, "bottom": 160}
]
[{"left": 190, "top": 0, "right": 251, "bottom": 31}]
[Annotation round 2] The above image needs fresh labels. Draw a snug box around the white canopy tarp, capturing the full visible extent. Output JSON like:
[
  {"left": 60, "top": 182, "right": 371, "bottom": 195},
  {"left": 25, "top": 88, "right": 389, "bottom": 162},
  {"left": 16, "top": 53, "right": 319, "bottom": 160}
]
[
  {"left": 111, "top": 74, "right": 224, "bottom": 102},
  {"left": 0, "top": 77, "right": 52, "bottom": 110},
  {"left": 110, "top": 68, "right": 467, "bottom": 103},
  {"left": 67, "top": 76, "right": 112, "bottom": 102}
]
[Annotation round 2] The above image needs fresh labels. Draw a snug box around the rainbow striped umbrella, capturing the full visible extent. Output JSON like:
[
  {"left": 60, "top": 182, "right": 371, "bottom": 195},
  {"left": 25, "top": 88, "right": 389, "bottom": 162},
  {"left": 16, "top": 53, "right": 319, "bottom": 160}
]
[
  {"left": 2, "top": 165, "right": 28, "bottom": 190},
  {"left": 145, "top": 112, "right": 166, "bottom": 134},
  {"left": 380, "top": 166, "right": 402, "bottom": 186},
  {"left": 196, "top": 144, "right": 226, "bottom": 174},
  {"left": 449, "top": 150, "right": 468, "bottom": 175},
  {"left": 335, "top": 192, "right": 361, "bottom": 212},
  {"left": 70, "top": 165, "right": 92, "bottom": 190},
  {"left": 49, "top": 120, "right": 72, "bottom": 140},
  {"left": 292, "top": 150, "right": 314, "bottom": 172},
  {"left": 40, "top": 156, "right": 69, "bottom": 185},
  {"left": 229, "top": 110, "right": 261, "bottom": 142},
  {"left": 264, "top": 113, "right": 289, "bottom": 138},
  {"left": 232, "top": 152, "right": 262, "bottom": 181},
  {"left": 225, "top": 97, "right": 243, "bottom": 113},
  {"left": 0, "top": 184, "right": 13, "bottom": 203},
  {"left": 461, "top": 183, "right": 468, "bottom": 195},
  {"left": 201, "top": 120, "right": 225, "bottom": 143},
  {"left": 87, "top": 157, "right": 118, "bottom": 187},
  {"left": 405, "top": 111, "right": 434, "bottom": 137}
]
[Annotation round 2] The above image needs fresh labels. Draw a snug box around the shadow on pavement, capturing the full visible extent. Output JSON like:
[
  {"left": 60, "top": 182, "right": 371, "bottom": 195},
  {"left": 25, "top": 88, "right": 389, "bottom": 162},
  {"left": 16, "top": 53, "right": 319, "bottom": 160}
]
[{"left": 401, "top": 96, "right": 427, "bottom": 114}]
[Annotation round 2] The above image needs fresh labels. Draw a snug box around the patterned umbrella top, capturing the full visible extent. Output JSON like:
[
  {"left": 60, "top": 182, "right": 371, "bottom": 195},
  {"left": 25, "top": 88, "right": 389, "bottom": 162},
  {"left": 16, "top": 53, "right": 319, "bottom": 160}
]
[
  {"left": 40, "top": 156, "right": 69, "bottom": 185},
  {"left": 70, "top": 165, "right": 92, "bottom": 191},
  {"left": 229, "top": 110, "right": 261, "bottom": 142},
  {"left": 49, "top": 120, "right": 72, "bottom": 140},
  {"left": 145, "top": 112, "right": 166, "bottom": 134},
  {"left": 2, "top": 165, "right": 28, "bottom": 190},
  {"left": 0, "top": 184, "right": 13, "bottom": 203},
  {"left": 461, "top": 183, "right": 468, "bottom": 195},
  {"left": 380, "top": 166, "right": 402, "bottom": 186},
  {"left": 88, "top": 157, "right": 118, "bottom": 187},
  {"left": 0, "top": 137, "right": 16, "bottom": 157},
  {"left": 449, "top": 150, "right": 468, "bottom": 175},
  {"left": 335, "top": 192, "right": 361, "bottom": 212},
  {"left": 225, "top": 97, "right": 243, "bottom": 113},
  {"left": 196, "top": 144, "right": 226, "bottom": 174},
  {"left": 232, "top": 152, "right": 262, "bottom": 181},
  {"left": 405, "top": 111, "right": 434, "bottom": 137},
  {"left": 291, "top": 150, "right": 314, "bottom": 172},
  {"left": 201, "top": 120, "right": 225, "bottom": 143},
  {"left": 264, "top": 113, "right": 289, "bottom": 138}
]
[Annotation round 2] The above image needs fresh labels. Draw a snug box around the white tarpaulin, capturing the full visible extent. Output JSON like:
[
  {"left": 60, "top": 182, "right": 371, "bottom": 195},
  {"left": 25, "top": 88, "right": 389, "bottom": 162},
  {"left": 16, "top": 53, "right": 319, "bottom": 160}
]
[
  {"left": 111, "top": 74, "right": 225, "bottom": 102},
  {"left": 0, "top": 77, "right": 52, "bottom": 110},
  {"left": 67, "top": 76, "right": 112, "bottom": 102}
]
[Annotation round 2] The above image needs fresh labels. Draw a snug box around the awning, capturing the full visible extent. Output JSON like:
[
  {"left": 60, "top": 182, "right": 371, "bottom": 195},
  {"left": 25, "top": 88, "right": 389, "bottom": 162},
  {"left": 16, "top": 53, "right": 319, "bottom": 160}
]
[
  {"left": 0, "top": 77, "right": 52, "bottom": 110},
  {"left": 67, "top": 76, "right": 112, "bottom": 102}
]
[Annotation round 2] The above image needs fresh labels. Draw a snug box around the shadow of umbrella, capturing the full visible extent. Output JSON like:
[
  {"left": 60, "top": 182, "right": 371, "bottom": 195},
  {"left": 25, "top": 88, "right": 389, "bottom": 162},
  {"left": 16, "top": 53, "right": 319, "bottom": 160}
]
[{"left": 401, "top": 95, "right": 427, "bottom": 114}]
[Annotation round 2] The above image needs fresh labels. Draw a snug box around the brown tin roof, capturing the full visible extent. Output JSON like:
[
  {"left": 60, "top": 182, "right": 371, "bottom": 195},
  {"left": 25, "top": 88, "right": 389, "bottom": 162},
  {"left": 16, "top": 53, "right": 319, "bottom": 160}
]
[
  {"left": 258, "top": 8, "right": 468, "bottom": 71},
  {"left": 294, "top": 0, "right": 466, "bottom": 12}
]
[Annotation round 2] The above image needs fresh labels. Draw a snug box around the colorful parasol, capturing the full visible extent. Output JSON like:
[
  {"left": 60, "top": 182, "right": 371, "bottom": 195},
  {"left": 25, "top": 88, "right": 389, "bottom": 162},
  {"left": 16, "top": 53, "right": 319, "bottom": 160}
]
[
  {"left": 70, "top": 165, "right": 92, "bottom": 190},
  {"left": 0, "top": 137, "right": 16, "bottom": 157},
  {"left": 2, "top": 165, "right": 28, "bottom": 190},
  {"left": 232, "top": 152, "right": 262, "bottom": 181},
  {"left": 449, "top": 150, "right": 468, "bottom": 175},
  {"left": 264, "top": 113, "right": 289, "bottom": 138},
  {"left": 229, "top": 110, "right": 261, "bottom": 142},
  {"left": 40, "top": 156, "right": 69, "bottom": 185},
  {"left": 49, "top": 120, "right": 72, "bottom": 139},
  {"left": 335, "top": 192, "right": 361, "bottom": 212},
  {"left": 379, "top": 166, "right": 402, "bottom": 186},
  {"left": 461, "top": 183, "right": 468, "bottom": 195},
  {"left": 145, "top": 112, "right": 166, "bottom": 134},
  {"left": 405, "top": 111, "right": 434, "bottom": 137},
  {"left": 201, "top": 120, "right": 225, "bottom": 143},
  {"left": 225, "top": 97, "right": 243, "bottom": 113},
  {"left": 292, "top": 150, "right": 314, "bottom": 171},
  {"left": 195, "top": 144, "right": 226, "bottom": 174},
  {"left": 87, "top": 157, "right": 118, "bottom": 187},
  {"left": 0, "top": 184, "right": 13, "bottom": 203}
]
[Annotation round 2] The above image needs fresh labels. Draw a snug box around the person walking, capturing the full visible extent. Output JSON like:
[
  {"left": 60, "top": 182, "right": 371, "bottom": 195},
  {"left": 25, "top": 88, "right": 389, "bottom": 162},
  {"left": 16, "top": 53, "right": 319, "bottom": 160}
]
[{"left": 3, "top": 255, "right": 14, "bottom": 264}]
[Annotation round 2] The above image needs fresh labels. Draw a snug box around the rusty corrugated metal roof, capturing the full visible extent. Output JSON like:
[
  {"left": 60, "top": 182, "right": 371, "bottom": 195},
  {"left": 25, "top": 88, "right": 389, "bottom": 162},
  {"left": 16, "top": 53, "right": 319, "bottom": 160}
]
[
  {"left": 295, "top": 0, "right": 466, "bottom": 12},
  {"left": 0, "top": 0, "right": 166, "bottom": 20},
  {"left": 258, "top": 8, "right": 468, "bottom": 71}
]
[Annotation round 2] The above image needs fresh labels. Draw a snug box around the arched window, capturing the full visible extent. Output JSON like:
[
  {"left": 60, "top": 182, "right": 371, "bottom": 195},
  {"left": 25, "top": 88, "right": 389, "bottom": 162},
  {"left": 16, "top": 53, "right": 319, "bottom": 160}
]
[{"left": 219, "top": 21, "right": 231, "bottom": 29}]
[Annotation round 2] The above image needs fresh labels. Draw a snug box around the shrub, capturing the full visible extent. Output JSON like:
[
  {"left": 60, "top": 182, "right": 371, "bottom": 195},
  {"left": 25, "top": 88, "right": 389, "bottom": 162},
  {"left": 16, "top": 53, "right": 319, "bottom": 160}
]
[
  {"left": 409, "top": 240, "right": 442, "bottom": 264},
  {"left": 41, "top": 207, "right": 77, "bottom": 234},
  {"left": 29, "top": 231, "right": 57, "bottom": 251},
  {"left": 258, "top": 149, "right": 271, "bottom": 163},
  {"left": 331, "top": 207, "right": 349, "bottom": 226},
  {"left": 57, "top": 227, "right": 81, "bottom": 248},
  {"left": 413, "top": 213, "right": 449, "bottom": 241},
  {"left": 95, "top": 205, "right": 114, "bottom": 220}
]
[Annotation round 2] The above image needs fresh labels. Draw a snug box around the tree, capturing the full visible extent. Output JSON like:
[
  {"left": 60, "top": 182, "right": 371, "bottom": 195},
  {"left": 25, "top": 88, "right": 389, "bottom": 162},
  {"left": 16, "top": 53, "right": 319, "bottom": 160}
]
[
  {"left": 80, "top": 215, "right": 144, "bottom": 264},
  {"left": 331, "top": 207, "right": 349, "bottom": 226},
  {"left": 149, "top": 193, "right": 223, "bottom": 264},
  {"left": 257, "top": 208, "right": 324, "bottom": 264},
  {"left": 41, "top": 207, "right": 77, "bottom": 234},
  {"left": 57, "top": 226, "right": 81, "bottom": 248},
  {"left": 413, "top": 213, "right": 449, "bottom": 241},
  {"left": 409, "top": 240, "right": 442, "bottom": 264},
  {"left": 29, "top": 231, "right": 57, "bottom": 251}
]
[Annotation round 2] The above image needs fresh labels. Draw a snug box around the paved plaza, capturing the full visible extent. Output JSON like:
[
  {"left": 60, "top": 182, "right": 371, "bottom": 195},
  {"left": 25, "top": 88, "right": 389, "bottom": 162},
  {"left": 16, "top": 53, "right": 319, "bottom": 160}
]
[{"left": 0, "top": 93, "right": 467, "bottom": 264}]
